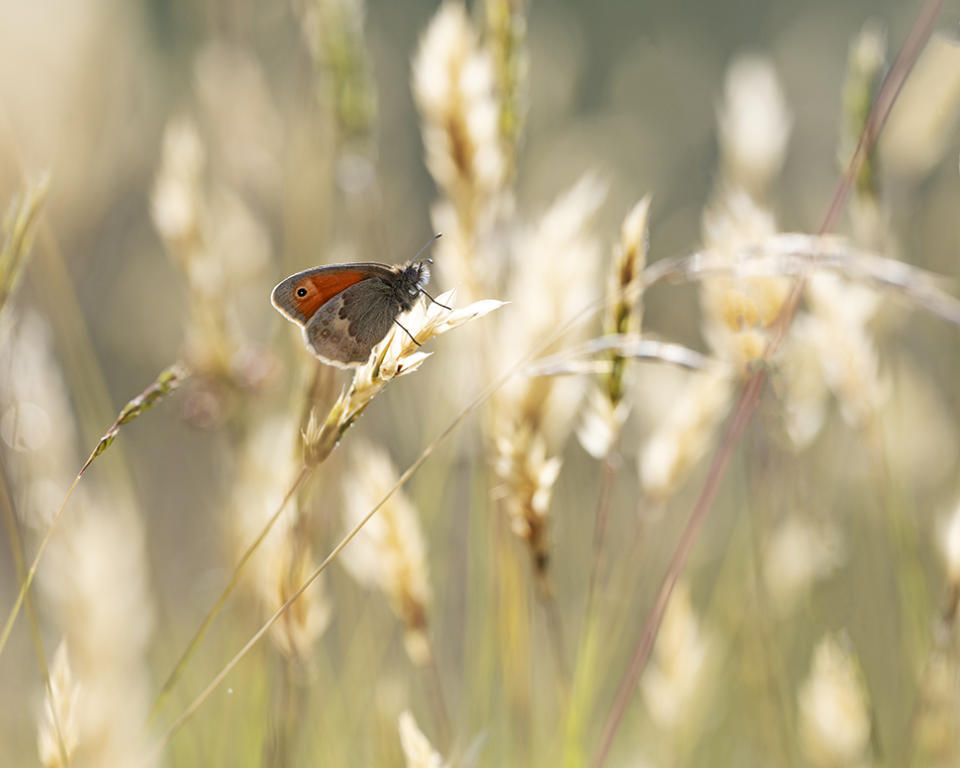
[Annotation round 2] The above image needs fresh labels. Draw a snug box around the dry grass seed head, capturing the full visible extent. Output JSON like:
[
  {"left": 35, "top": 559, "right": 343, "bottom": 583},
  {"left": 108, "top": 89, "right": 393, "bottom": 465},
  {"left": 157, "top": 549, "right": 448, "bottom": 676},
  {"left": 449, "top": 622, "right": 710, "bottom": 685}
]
[
  {"left": 398, "top": 710, "right": 445, "bottom": 768},
  {"left": 230, "top": 416, "right": 331, "bottom": 660},
  {"left": 303, "top": 290, "right": 503, "bottom": 467},
  {"left": 152, "top": 112, "right": 273, "bottom": 425},
  {"left": 640, "top": 581, "right": 714, "bottom": 731},
  {"left": 912, "top": 652, "right": 960, "bottom": 764},
  {"left": 296, "top": 0, "right": 378, "bottom": 148},
  {"left": 0, "top": 175, "right": 49, "bottom": 312},
  {"left": 482, "top": 0, "right": 529, "bottom": 179},
  {"left": 262, "top": 525, "right": 332, "bottom": 662},
  {"left": 777, "top": 311, "right": 831, "bottom": 449},
  {"left": 413, "top": 2, "right": 504, "bottom": 209},
  {"left": 0, "top": 312, "right": 79, "bottom": 500},
  {"left": 798, "top": 634, "right": 872, "bottom": 768},
  {"left": 717, "top": 54, "right": 791, "bottom": 196},
  {"left": 36, "top": 641, "right": 80, "bottom": 768},
  {"left": 881, "top": 31, "right": 960, "bottom": 178},
  {"left": 940, "top": 499, "right": 960, "bottom": 587},
  {"left": 762, "top": 515, "right": 845, "bottom": 613},
  {"left": 803, "top": 272, "right": 887, "bottom": 427},
  {"left": 40, "top": 498, "right": 156, "bottom": 768},
  {"left": 193, "top": 40, "right": 283, "bottom": 199},
  {"left": 639, "top": 364, "right": 734, "bottom": 500},
  {"left": 699, "top": 192, "right": 791, "bottom": 368},
  {"left": 577, "top": 195, "right": 651, "bottom": 458},
  {"left": 341, "top": 442, "right": 433, "bottom": 665},
  {"left": 494, "top": 175, "right": 605, "bottom": 562},
  {"left": 414, "top": 1, "right": 507, "bottom": 298}
]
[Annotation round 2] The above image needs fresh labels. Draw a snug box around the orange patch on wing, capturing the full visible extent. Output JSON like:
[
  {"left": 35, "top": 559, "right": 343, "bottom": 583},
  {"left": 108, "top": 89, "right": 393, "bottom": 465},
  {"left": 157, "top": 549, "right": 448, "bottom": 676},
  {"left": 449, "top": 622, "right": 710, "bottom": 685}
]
[{"left": 294, "top": 269, "right": 372, "bottom": 319}]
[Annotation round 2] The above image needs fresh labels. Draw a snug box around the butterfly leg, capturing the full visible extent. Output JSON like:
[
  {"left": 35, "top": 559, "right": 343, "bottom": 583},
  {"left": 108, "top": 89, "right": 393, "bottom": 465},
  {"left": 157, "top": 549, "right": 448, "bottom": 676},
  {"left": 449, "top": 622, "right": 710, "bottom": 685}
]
[
  {"left": 419, "top": 289, "right": 452, "bottom": 310},
  {"left": 394, "top": 319, "right": 421, "bottom": 346}
]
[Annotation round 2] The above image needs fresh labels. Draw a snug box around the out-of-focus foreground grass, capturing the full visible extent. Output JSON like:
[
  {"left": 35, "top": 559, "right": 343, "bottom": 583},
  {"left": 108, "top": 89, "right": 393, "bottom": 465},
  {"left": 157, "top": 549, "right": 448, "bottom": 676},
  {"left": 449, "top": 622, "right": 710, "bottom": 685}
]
[{"left": 1, "top": 0, "right": 959, "bottom": 766}]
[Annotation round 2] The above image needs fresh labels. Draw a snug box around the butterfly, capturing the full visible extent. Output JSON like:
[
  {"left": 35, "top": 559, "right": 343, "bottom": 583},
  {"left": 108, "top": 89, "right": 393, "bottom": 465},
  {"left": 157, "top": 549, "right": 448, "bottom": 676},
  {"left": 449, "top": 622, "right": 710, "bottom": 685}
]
[{"left": 271, "top": 235, "right": 446, "bottom": 368}]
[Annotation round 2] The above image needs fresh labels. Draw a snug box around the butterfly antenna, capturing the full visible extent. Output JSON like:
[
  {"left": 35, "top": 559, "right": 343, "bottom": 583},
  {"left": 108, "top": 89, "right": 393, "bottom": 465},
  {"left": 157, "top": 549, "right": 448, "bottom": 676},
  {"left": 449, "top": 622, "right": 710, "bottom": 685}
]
[
  {"left": 419, "top": 288, "right": 453, "bottom": 310},
  {"left": 412, "top": 232, "right": 442, "bottom": 263},
  {"left": 394, "top": 319, "right": 421, "bottom": 346}
]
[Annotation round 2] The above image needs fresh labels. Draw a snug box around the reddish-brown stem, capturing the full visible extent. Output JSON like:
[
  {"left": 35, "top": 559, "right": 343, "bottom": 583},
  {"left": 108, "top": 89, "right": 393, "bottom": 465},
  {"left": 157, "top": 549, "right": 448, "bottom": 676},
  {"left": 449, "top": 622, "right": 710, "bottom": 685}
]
[{"left": 591, "top": 3, "right": 944, "bottom": 764}]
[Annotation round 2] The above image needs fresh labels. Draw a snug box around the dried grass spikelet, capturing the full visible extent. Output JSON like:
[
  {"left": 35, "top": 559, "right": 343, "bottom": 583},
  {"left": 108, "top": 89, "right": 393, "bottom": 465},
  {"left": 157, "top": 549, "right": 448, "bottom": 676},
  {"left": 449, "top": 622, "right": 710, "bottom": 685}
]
[
  {"left": 578, "top": 196, "right": 650, "bottom": 459},
  {"left": 413, "top": 1, "right": 506, "bottom": 298},
  {"left": 302, "top": 289, "right": 503, "bottom": 467},
  {"left": 938, "top": 499, "right": 960, "bottom": 640},
  {"left": 798, "top": 634, "right": 872, "bottom": 768},
  {"left": 717, "top": 54, "right": 791, "bottom": 197},
  {"left": 881, "top": 31, "right": 960, "bottom": 178},
  {"left": 494, "top": 176, "right": 605, "bottom": 573},
  {"left": 699, "top": 192, "right": 791, "bottom": 368},
  {"left": 841, "top": 23, "right": 886, "bottom": 217},
  {"left": 341, "top": 442, "right": 433, "bottom": 666},
  {"left": 762, "top": 516, "right": 845, "bottom": 614},
  {"left": 151, "top": 117, "right": 271, "bottom": 427},
  {"left": 230, "top": 416, "right": 330, "bottom": 661},
  {"left": 151, "top": 118, "right": 205, "bottom": 254},
  {"left": 879, "top": 360, "right": 959, "bottom": 490},
  {"left": 493, "top": 433, "right": 560, "bottom": 573},
  {"left": 398, "top": 710, "right": 444, "bottom": 768},
  {"left": 0, "top": 174, "right": 48, "bottom": 313},
  {"left": 777, "top": 311, "right": 831, "bottom": 448},
  {"left": 37, "top": 641, "right": 79, "bottom": 768},
  {"left": 912, "top": 651, "right": 960, "bottom": 766},
  {"left": 193, "top": 40, "right": 283, "bottom": 199},
  {"left": 639, "top": 581, "right": 713, "bottom": 731},
  {"left": 803, "top": 271, "right": 887, "bottom": 428},
  {"left": 0, "top": 312, "right": 79, "bottom": 505},
  {"left": 941, "top": 500, "right": 960, "bottom": 589},
  {"left": 260, "top": 514, "right": 332, "bottom": 662},
  {"left": 414, "top": 2, "right": 504, "bottom": 209},
  {"left": 296, "top": 0, "right": 377, "bottom": 148},
  {"left": 639, "top": 364, "right": 734, "bottom": 500},
  {"left": 41, "top": 499, "right": 156, "bottom": 768},
  {"left": 482, "top": 0, "right": 528, "bottom": 180}
]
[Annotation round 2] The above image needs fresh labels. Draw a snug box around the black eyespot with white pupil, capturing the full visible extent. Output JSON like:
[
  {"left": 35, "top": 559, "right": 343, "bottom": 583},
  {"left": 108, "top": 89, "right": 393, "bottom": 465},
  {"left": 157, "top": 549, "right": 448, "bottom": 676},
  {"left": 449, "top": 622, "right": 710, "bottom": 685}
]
[{"left": 296, "top": 287, "right": 308, "bottom": 297}]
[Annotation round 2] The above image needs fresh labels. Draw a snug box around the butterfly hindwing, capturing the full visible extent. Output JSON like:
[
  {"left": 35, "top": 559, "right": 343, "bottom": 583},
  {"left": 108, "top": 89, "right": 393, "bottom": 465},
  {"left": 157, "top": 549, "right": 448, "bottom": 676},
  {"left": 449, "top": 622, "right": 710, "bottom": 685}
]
[{"left": 303, "top": 278, "right": 402, "bottom": 366}]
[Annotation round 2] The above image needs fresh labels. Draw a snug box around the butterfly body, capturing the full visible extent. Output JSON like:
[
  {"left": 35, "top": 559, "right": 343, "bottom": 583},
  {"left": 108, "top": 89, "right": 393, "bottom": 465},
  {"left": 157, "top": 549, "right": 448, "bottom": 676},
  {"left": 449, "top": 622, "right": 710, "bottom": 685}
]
[{"left": 271, "top": 260, "right": 431, "bottom": 367}]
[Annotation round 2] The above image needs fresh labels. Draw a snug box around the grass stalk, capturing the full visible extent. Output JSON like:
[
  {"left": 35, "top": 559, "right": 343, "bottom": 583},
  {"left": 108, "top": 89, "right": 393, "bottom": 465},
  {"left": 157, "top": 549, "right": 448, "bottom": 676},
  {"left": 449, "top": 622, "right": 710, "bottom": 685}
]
[{"left": 0, "top": 457, "right": 68, "bottom": 768}]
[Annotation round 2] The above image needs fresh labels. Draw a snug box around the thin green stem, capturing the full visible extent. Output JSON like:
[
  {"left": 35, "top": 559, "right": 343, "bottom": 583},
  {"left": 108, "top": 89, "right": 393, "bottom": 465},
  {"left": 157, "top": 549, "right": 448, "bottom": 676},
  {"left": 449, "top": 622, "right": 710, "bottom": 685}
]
[
  {"left": 0, "top": 457, "right": 68, "bottom": 767},
  {"left": 148, "top": 463, "right": 311, "bottom": 722}
]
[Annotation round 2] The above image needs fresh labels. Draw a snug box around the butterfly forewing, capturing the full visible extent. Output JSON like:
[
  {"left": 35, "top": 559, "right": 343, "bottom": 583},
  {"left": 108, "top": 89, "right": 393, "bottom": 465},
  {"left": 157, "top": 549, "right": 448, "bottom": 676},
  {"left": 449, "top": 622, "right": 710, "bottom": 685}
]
[{"left": 271, "top": 263, "right": 399, "bottom": 325}]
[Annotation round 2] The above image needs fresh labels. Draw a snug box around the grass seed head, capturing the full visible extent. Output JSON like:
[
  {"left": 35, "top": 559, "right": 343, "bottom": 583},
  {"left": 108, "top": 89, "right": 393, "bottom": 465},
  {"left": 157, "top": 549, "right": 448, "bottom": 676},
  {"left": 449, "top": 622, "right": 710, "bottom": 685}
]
[
  {"left": 341, "top": 442, "right": 433, "bottom": 666},
  {"left": 36, "top": 641, "right": 80, "bottom": 768},
  {"left": 798, "top": 634, "right": 872, "bottom": 767}
]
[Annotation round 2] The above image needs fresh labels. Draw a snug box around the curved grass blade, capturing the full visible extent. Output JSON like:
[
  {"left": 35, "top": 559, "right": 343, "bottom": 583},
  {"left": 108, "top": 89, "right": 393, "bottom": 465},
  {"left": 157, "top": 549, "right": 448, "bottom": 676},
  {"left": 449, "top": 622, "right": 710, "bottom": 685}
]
[{"left": 0, "top": 363, "right": 188, "bottom": 658}]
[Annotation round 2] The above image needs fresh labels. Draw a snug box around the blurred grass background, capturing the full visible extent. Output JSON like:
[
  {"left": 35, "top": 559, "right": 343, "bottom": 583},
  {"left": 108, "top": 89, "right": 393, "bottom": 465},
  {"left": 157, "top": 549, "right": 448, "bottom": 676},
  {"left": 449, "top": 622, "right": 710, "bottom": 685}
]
[{"left": 1, "top": 0, "right": 959, "bottom": 766}]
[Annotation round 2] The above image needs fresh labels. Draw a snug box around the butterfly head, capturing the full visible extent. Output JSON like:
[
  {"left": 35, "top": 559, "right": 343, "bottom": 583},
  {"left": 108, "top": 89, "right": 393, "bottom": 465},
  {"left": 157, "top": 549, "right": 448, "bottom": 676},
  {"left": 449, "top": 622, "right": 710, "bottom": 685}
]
[{"left": 394, "top": 260, "right": 431, "bottom": 311}]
